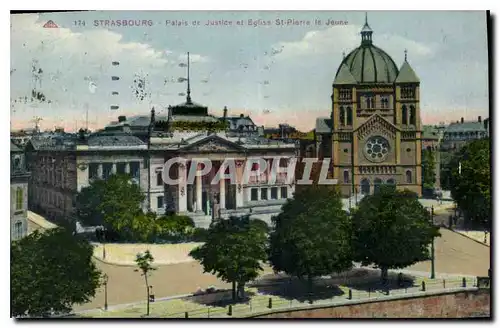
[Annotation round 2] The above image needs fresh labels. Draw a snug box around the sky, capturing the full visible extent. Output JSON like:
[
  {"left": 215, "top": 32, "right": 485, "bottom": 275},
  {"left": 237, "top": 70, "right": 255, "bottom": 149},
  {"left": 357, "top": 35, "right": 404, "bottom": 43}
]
[{"left": 10, "top": 10, "right": 489, "bottom": 132}]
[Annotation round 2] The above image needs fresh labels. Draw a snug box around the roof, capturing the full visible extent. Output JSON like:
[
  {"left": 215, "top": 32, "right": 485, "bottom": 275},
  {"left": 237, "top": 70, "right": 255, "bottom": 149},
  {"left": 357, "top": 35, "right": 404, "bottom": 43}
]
[
  {"left": 334, "top": 63, "right": 358, "bottom": 84},
  {"left": 445, "top": 121, "right": 487, "bottom": 133},
  {"left": 10, "top": 141, "right": 22, "bottom": 152},
  {"left": 88, "top": 135, "right": 146, "bottom": 147},
  {"left": 336, "top": 44, "right": 399, "bottom": 84},
  {"left": 395, "top": 61, "right": 420, "bottom": 83},
  {"left": 422, "top": 125, "right": 439, "bottom": 140},
  {"left": 316, "top": 117, "right": 332, "bottom": 134}
]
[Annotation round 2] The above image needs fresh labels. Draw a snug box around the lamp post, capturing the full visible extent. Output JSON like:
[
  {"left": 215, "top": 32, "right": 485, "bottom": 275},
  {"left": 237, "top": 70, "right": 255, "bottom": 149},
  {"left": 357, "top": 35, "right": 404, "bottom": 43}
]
[
  {"left": 430, "top": 205, "right": 435, "bottom": 279},
  {"left": 102, "top": 228, "right": 106, "bottom": 260},
  {"left": 103, "top": 273, "right": 108, "bottom": 311}
]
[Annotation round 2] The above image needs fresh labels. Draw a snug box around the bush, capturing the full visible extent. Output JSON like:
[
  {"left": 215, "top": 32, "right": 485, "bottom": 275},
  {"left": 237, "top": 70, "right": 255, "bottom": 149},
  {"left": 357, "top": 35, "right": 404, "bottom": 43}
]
[{"left": 191, "top": 228, "right": 208, "bottom": 242}]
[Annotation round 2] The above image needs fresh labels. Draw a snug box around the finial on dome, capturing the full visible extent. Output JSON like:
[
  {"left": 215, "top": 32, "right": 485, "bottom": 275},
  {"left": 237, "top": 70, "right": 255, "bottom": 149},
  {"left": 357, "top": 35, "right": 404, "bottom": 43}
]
[
  {"left": 365, "top": 12, "right": 368, "bottom": 25},
  {"left": 342, "top": 51, "right": 346, "bottom": 59},
  {"left": 404, "top": 49, "right": 408, "bottom": 62}
]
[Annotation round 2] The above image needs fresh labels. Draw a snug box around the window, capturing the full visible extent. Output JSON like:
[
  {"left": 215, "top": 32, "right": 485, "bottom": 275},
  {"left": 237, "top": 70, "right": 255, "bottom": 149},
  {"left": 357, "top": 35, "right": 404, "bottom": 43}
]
[
  {"left": 402, "top": 105, "right": 408, "bottom": 125},
  {"left": 406, "top": 170, "right": 412, "bottom": 184},
  {"left": 14, "top": 221, "right": 23, "bottom": 240},
  {"left": 116, "top": 162, "right": 126, "bottom": 175},
  {"left": 102, "top": 163, "right": 113, "bottom": 179},
  {"left": 339, "top": 89, "right": 351, "bottom": 101},
  {"left": 13, "top": 156, "right": 21, "bottom": 171},
  {"left": 261, "top": 188, "right": 268, "bottom": 200},
  {"left": 250, "top": 188, "right": 258, "bottom": 201},
  {"left": 343, "top": 170, "right": 350, "bottom": 184},
  {"left": 130, "top": 162, "right": 140, "bottom": 180},
  {"left": 346, "top": 107, "right": 353, "bottom": 126},
  {"left": 381, "top": 96, "right": 389, "bottom": 109},
  {"left": 409, "top": 106, "right": 416, "bottom": 125},
  {"left": 89, "top": 163, "right": 99, "bottom": 179},
  {"left": 15, "top": 187, "right": 23, "bottom": 210},
  {"left": 281, "top": 187, "right": 288, "bottom": 199},
  {"left": 401, "top": 86, "right": 415, "bottom": 99},
  {"left": 157, "top": 196, "right": 164, "bottom": 209},
  {"left": 156, "top": 172, "right": 163, "bottom": 186},
  {"left": 366, "top": 97, "right": 374, "bottom": 109},
  {"left": 271, "top": 187, "right": 278, "bottom": 200},
  {"left": 340, "top": 107, "right": 345, "bottom": 126}
]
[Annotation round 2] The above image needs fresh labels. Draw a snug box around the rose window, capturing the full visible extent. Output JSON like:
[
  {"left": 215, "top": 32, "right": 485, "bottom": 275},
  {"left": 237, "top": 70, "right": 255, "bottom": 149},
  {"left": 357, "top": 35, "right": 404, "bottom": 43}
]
[{"left": 364, "top": 136, "right": 390, "bottom": 162}]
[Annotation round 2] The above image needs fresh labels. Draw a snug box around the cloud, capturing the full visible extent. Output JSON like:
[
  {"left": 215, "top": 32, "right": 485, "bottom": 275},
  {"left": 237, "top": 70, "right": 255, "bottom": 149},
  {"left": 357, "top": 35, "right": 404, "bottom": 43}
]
[
  {"left": 273, "top": 24, "right": 436, "bottom": 63},
  {"left": 177, "top": 53, "right": 210, "bottom": 63},
  {"left": 10, "top": 14, "right": 212, "bottom": 131}
]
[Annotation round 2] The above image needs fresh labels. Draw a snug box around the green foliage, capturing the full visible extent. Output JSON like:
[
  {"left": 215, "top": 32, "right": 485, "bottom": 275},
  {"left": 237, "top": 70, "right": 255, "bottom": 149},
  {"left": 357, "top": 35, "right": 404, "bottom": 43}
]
[
  {"left": 189, "top": 215, "right": 267, "bottom": 300},
  {"left": 11, "top": 228, "right": 101, "bottom": 317},
  {"left": 76, "top": 174, "right": 149, "bottom": 241},
  {"left": 449, "top": 139, "right": 491, "bottom": 229},
  {"left": 156, "top": 214, "right": 195, "bottom": 242},
  {"left": 352, "top": 185, "right": 440, "bottom": 279},
  {"left": 422, "top": 149, "right": 436, "bottom": 190},
  {"left": 191, "top": 227, "right": 209, "bottom": 242},
  {"left": 269, "top": 185, "right": 353, "bottom": 281}
]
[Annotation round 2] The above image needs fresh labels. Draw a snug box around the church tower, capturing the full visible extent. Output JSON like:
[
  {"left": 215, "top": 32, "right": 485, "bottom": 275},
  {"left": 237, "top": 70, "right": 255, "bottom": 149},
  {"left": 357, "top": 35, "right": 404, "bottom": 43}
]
[{"left": 330, "top": 14, "right": 422, "bottom": 197}]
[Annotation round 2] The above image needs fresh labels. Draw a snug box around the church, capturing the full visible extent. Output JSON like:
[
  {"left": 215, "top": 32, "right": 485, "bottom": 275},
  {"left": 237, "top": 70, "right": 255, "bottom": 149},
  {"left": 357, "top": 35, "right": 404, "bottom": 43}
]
[{"left": 315, "top": 15, "right": 422, "bottom": 197}]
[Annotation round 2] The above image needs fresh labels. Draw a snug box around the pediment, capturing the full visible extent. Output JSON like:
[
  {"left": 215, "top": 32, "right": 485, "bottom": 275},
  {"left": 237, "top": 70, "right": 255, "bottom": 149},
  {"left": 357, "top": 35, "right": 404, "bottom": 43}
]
[
  {"left": 180, "top": 135, "right": 245, "bottom": 153},
  {"left": 355, "top": 114, "right": 400, "bottom": 141}
]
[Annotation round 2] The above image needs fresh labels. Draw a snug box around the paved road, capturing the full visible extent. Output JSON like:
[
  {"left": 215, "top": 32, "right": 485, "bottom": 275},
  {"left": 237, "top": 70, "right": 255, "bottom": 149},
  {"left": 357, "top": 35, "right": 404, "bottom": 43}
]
[{"left": 73, "top": 223, "right": 490, "bottom": 312}]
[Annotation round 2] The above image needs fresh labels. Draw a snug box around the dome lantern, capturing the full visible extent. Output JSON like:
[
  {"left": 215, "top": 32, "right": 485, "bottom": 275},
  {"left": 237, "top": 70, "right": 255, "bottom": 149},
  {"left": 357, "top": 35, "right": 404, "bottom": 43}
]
[{"left": 360, "top": 12, "right": 373, "bottom": 46}]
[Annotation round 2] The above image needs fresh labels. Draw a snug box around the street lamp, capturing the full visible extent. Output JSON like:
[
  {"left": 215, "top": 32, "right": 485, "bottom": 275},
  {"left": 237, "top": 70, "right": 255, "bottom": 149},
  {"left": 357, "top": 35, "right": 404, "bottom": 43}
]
[
  {"left": 102, "top": 273, "right": 108, "bottom": 311},
  {"left": 430, "top": 205, "right": 435, "bottom": 279}
]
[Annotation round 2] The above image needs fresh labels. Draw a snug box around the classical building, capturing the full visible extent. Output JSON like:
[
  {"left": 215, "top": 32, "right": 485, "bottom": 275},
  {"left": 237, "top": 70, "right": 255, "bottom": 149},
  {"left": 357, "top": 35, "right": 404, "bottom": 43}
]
[
  {"left": 11, "top": 141, "right": 30, "bottom": 240},
  {"left": 26, "top": 54, "right": 297, "bottom": 228},
  {"left": 441, "top": 116, "right": 489, "bottom": 151},
  {"left": 316, "top": 15, "right": 423, "bottom": 197}
]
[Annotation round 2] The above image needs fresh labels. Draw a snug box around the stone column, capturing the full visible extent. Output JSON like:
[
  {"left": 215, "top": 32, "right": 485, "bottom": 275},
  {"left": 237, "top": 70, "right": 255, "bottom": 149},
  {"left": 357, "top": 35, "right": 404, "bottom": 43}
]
[
  {"left": 177, "top": 163, "right": 187, "bottom": 213},
  {"left": 196, "top": 165, "right": 203, "bottom": 212},
  {"left": 111, "top": 163, "right": 117, "bottom": 174},
  {"left": 219, "top": 178, "right": 226, "bottom": 209},
  {"left": 97, "top": 163, "right": 103, "bottom": 179},
  {"left": 125, "top": 162, "right": 130, "bottom": 174},
  {"left": 235, "top": 160, "right": 245, "bottom": 208}
]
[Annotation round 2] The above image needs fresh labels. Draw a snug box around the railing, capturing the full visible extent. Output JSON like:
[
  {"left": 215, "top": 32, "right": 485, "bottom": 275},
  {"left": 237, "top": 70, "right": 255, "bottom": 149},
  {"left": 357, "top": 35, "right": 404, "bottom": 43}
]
[{"left": 154, "top": 276, "right": 479, "bottom": 319}]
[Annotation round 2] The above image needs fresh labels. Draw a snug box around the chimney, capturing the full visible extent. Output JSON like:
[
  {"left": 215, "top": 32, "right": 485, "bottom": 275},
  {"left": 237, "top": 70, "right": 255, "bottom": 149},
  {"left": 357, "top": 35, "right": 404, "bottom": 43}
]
[
  {"left": 240, "top": 113, "right": 244, "bottom": 118},
  {"left": 223, "top": 106, "right": 228, "bottom": 119},
  {"left": 478, "top": 116, "right": 482, "bottom": 123},
  {"left": 118, "top": 115, "right": 127, "bottom": 123},
  {"left": 484, "top": 119, "right": 489, "bottom": 131},
  {"left": 460, "top": 117, "right": 464, "bottom": 124}
]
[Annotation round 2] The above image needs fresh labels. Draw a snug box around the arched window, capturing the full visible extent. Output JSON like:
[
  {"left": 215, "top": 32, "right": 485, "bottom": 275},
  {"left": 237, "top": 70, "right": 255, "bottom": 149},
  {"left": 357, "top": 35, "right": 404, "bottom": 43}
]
[
  {"left": 346, "top": 107, "right": 353, "bottom": 126},
  {"left": 409, "top": 105, "right": 416, "bottom": 125},
  {"left": 374, "top": 178, "right": 382, "bottom": 193},
  {"left": 14, "top": 221, "right": 23, "bottom": 240},
  {"left": 15, "top": 187, "right": 23, "bottom": 210},
  {"left": 361, "top": 179, "right": 370, "bottom": 195},
  {"left": 402, "top": 105, "right": 408, "bottom": 125},
  {"left": 343, "top": 170, "right": 350, "bottom": 184},
  {"left": 405, "top": 170, "right": 412, "bottom": 184},
  {"left": 366, "top": 97, "right": 374, "bottom": 109},
  {"left": 340, "top": 107, "right": 345, "bottom": 126}
]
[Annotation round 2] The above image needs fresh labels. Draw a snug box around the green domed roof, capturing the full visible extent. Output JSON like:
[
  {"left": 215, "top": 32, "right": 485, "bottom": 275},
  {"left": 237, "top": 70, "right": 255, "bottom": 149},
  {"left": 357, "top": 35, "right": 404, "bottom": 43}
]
[{"left": 334, "top": 16, "right": 399, "bottom": 84}]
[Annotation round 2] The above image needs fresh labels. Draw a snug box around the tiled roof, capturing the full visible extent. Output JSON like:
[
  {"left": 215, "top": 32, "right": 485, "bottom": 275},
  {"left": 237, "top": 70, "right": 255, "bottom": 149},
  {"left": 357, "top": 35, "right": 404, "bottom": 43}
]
[
  {"left": 10, "top": 141, "right": 22, "bottom": 152},
  {"left": 88, "top": 135, "right": 145, "bottom": 147},
  {"left": 395, "top": 61, "right": 420, "bottom": 83},
  {"left": 315, "top": 117, "right": 332, "bottom": 134},
  {"left": 445, "top": 121, "right": 487, "bottom": 133}
]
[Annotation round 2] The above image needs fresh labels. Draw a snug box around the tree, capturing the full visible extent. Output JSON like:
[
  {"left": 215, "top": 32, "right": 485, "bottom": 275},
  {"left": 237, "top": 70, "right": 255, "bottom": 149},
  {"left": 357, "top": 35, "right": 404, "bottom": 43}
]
[
  {"left": 76, "top": 174, "right": 151, "bottom": 241},
  {"left": 422, "top": 148, "right": 436, "bottom": 192},
  {"left": 156, "top": 214, "right": 195, "bottom": 243},
  {"left": 189, "top": 215, "right": 268, "bottom": 300},
  {"left": 11, "top": 228, "right": 101, "bottom": 317},
  {"left": 268, "top": 185, "right": 353, "bottom": 302},
  {"left": 352, "top": 185, "right": 440, "bottom": 283},
  {"left": 449, "top": 139, "right": 491, "bottom": 229},
  {"left": 134, "top": 250, "right": 156, "bottom": 316}
]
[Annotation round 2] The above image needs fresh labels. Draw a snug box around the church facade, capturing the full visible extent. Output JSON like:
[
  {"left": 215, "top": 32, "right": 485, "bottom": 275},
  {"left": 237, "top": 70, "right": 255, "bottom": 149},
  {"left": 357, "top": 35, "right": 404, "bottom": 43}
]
[{"left": 316, "top": 16, "right": 423, "bottom": 197}]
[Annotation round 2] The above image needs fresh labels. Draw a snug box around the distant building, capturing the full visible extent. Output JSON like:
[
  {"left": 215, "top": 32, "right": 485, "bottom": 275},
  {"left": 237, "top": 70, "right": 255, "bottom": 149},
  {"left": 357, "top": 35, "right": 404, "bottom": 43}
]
[
  {"left": 11, "top": 128, "right": 37, "bottom": 147},
  {"left": 441, "top": 116, "right": 489, "bottom": 151},
  {"left": 11, "top": 141, "right": 30, "bottom": 240}
]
